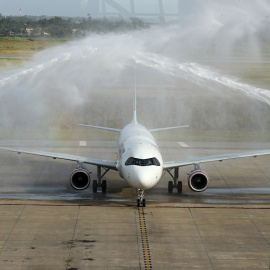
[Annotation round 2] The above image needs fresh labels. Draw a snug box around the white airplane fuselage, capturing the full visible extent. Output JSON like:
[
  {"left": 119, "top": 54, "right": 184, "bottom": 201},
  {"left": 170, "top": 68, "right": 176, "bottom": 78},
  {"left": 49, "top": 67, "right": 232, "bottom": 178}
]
[{"left": 116, "top": 121, "right": 163, "bottom": 190}]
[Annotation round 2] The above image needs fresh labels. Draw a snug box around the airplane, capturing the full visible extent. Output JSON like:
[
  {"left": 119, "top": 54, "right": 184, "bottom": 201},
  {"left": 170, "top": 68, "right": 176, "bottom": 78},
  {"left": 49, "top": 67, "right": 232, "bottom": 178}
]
[{"left": 1, "top": 86, "right": 270, "bottom": 207}]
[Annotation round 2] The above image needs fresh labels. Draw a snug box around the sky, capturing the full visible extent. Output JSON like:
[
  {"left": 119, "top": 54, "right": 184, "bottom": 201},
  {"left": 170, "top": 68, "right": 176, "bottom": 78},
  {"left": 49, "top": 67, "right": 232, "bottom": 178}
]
[
  {"left": 0, "top": 0, "right": 266, "bottom": 18},
  {"left": 0, "top": 0, "right": 260, "bottom": 20},
  {"left": 0, "top": 0, "right": 187, "bottom": 17}
]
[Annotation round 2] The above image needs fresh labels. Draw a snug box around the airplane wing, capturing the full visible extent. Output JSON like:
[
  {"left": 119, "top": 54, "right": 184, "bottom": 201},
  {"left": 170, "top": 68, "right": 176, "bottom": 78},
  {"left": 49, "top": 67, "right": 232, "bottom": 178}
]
[
  {"left": 0, "top": 146, "right": 117, "bottom": 170},
  {"left": 163, "top": 149, "right": 270, "bottom": 170}
]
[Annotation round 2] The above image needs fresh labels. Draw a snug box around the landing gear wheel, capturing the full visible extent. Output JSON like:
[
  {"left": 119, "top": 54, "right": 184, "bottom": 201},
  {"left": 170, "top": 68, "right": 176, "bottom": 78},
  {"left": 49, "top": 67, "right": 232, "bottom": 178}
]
[
  {"left": 93, "top": 180, "right": 98, "bottom": 193},
  {"left": 177, "top": 181, "right": 182, "bottom": 193},
  {"left": 142, "top": 199, "right": 146, "bottom": 207},
  {"left": 137, "top": 198, "right": 146, "bottom": 207},
  {"left": 101, "top": 180, "right": 107, "bottom": 193},
  {"left": 168, "top": 181, "right": 173, "bottom": 193},
  {"left": 137, "top": 189, "right": 146, "bottom": 207}
]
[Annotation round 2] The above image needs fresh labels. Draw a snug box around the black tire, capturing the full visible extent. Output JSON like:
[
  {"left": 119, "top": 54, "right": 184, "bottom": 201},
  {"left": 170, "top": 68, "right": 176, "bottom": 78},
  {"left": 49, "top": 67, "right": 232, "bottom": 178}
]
[
  {"left": 177, "top": 181, "right": 182, "bottom": 193},
  {"left": 142, "top": 199, "right": 146, "bottom": 207},
  {"left": 101, "top": 180, "right": 107, "bottom": 193},
  {"left": 93, "top": 180, "right": 98, "bottom": 193},
  {"left": 168, "top": 181, "right": 173, "bottom": 193}
]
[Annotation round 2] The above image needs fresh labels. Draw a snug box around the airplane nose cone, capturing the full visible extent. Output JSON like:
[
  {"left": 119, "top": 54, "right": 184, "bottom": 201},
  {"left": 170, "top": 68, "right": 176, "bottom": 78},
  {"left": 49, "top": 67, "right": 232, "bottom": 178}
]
[
  {"left": 127, "top": 167, "right": 162, "bottom": 189},
  {"left": 135, "top": 170, "right": 152, "bottom": 189}
]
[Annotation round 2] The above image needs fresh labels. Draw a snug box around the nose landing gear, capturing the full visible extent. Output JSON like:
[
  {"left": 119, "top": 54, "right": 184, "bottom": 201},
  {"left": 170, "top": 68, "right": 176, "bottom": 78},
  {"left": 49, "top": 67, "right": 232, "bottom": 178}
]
[{"left": 137, "top": 189, "right": 146, "bottom": 207}]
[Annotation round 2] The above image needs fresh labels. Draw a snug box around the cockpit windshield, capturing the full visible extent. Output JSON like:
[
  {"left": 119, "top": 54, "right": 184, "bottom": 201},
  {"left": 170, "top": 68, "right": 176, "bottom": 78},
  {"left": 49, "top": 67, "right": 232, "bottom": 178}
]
[{"left": 125, "top": 157, "right": 160, "bottom": 166}]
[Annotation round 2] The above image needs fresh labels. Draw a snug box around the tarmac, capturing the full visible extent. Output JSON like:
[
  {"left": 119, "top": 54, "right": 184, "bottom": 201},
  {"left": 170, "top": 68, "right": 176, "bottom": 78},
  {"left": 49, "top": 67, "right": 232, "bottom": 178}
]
[{"left": 0, "top": 140, "right": 270, "bottom": 269}]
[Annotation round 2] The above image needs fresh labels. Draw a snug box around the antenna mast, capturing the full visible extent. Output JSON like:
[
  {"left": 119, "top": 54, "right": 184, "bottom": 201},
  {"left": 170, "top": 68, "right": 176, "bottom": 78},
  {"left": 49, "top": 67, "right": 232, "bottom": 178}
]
[{"left": 133, "top": 66, "right": 138, "bottom": 123}]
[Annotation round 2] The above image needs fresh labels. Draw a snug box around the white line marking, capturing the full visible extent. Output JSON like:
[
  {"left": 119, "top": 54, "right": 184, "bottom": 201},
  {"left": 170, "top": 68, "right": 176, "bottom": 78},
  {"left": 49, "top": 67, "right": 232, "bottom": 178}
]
[
  {"left": 79, "top": 141, "right": 87, "bottom": 146},
  {"left": 178, "top": 142, "right": 189, "bottom": 148}
]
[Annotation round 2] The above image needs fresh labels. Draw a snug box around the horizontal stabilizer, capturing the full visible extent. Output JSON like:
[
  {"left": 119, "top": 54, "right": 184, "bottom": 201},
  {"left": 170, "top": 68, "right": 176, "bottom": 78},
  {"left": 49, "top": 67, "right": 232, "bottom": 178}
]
[
  {"left": 150, "top": 125, "right": 189, "bottom": 132},
  {"left": 78, "top": 124, "right": 121, "bottom": 133}
]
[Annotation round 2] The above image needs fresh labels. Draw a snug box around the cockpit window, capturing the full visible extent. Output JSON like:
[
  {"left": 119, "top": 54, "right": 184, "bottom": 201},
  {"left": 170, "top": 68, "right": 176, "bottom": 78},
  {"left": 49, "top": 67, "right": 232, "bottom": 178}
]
[{"left": 125, "top": 157, "right": 160, "bottom": 166}]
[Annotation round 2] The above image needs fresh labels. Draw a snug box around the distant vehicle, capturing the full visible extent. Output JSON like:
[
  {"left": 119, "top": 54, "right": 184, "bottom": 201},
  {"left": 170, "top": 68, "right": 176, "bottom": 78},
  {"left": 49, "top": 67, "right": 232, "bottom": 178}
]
[{"left": 1, "top": 85, "right": 270, "bottom": 207}]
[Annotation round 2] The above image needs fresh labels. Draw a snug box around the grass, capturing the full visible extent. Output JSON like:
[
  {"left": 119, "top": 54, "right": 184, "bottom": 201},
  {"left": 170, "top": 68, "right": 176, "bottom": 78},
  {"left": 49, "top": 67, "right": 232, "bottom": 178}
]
[
  {"left": 210, "top": 62, "right": 270, "bottom": 89},
  {"left": 0, "top": 37, "right": 67, "bottom": 70},
  {"left": 0, "top": 37, "right": 66, "bottom": 56}
]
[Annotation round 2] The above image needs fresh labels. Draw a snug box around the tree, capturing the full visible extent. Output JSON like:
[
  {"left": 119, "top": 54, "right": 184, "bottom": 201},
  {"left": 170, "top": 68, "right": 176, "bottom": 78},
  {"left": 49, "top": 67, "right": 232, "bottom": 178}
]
[{"left": 0, "top": 15, "right": 147, "bottom": 38}]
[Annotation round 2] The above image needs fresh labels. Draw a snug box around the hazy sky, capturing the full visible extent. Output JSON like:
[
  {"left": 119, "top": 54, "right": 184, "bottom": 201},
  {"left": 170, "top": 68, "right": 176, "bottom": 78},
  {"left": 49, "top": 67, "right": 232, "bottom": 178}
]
[
  {"left": 0, "top": 0, "right": 185, "bottom": 17},
  {"left": 0, "top": 0, "right": 267, "bottom": 19}
]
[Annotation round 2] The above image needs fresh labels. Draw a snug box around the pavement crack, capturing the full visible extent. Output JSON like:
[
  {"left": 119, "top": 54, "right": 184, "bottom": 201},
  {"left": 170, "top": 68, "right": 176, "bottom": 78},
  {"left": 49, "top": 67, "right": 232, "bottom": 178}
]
[
  {"left": 65, "top": 206, "right": 80, "bottom": 270},
  {"left": 1, "top": 203, "right": 27, "bottom": 252},
  {"left": 189, "top": 207, "right": 214, "bottom": 270}
]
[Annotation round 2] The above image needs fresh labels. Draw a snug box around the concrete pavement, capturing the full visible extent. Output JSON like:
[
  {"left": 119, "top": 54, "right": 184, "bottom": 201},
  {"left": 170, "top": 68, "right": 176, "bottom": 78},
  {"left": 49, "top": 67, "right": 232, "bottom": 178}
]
[{"left": 0, "top": 141, "right": 270, "bottom": 269}]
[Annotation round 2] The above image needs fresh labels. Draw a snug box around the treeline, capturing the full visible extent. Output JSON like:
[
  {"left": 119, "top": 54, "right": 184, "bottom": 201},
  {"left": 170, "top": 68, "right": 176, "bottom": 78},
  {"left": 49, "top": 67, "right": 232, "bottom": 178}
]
[{"left": 0, "top": 14, "right": 147, "bottom": 38}]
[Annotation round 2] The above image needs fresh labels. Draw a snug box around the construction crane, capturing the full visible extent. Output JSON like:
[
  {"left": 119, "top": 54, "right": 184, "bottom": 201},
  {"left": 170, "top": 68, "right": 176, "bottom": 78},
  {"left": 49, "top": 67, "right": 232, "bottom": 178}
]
[{"left": 85, "top": 0, "right": 181, "bottom": 23}]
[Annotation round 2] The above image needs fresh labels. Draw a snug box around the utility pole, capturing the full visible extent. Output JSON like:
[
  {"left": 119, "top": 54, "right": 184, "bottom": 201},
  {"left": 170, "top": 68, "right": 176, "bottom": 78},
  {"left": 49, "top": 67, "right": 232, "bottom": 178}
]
[
  {"left": 130, "top": 0, "right": 135, "bottom": 17},
  {"left": 102, "top": 0, "right": 106, "bottom": 18},
  {"left": 178, "top": 0, "right": 181, "bottom": 19},
  {"left": 158, "top": 0, "right": 165, "bottom": 24}
]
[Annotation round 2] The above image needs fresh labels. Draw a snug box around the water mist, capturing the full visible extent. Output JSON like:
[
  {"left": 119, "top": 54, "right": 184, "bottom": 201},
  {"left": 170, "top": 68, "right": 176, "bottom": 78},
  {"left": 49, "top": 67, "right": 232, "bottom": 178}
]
[{"left": 0, "top": 0, "right": 270, "bottom": 141}]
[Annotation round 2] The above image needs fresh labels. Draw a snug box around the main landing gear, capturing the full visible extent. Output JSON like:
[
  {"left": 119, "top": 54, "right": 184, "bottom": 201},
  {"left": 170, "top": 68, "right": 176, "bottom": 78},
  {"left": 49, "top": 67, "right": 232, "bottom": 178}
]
[
  {"left": 166, "top": 167, "right": 182, "bottom": 193},
  {"left": 137, "top": 189, "right": 146, "bottom": 207},
  {"left": 92, "top": 166, "right": 110, "bottom": 193}
]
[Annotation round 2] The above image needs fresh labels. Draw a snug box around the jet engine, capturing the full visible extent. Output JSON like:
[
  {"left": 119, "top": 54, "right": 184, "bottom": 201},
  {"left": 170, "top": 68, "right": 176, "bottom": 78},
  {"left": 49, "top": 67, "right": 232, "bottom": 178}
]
[
  {"left": 70, "top": 169, "right": 91, "bottom": 190},
  {"left": 188, "top": 170, "right": 209, "bottom": 192}
]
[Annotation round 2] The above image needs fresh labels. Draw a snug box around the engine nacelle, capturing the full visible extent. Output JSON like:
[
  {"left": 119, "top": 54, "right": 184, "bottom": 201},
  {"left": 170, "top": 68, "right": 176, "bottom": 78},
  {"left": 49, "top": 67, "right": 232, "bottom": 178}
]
[
  {"left": 70, "top": 168, "right": 91, "bottom": 190},
  {"left": 188, "top": 170, "right": 209, "bottom": 192}
]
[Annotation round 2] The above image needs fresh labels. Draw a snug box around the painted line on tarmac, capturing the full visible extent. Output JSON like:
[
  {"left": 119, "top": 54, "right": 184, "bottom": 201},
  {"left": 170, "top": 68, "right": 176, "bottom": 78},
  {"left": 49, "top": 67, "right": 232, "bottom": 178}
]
[
  {"left": 178, "top": 141, "right": 189, "bottom": 147},
  {"left": 138, "top": 207, "right": 152, "bottom": 270},
  {"left": 1, "top": 202, "right": 269, "bottom": 210},
  {"left": 79, "top": 141, "right": 87, "bottom": 146}
]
